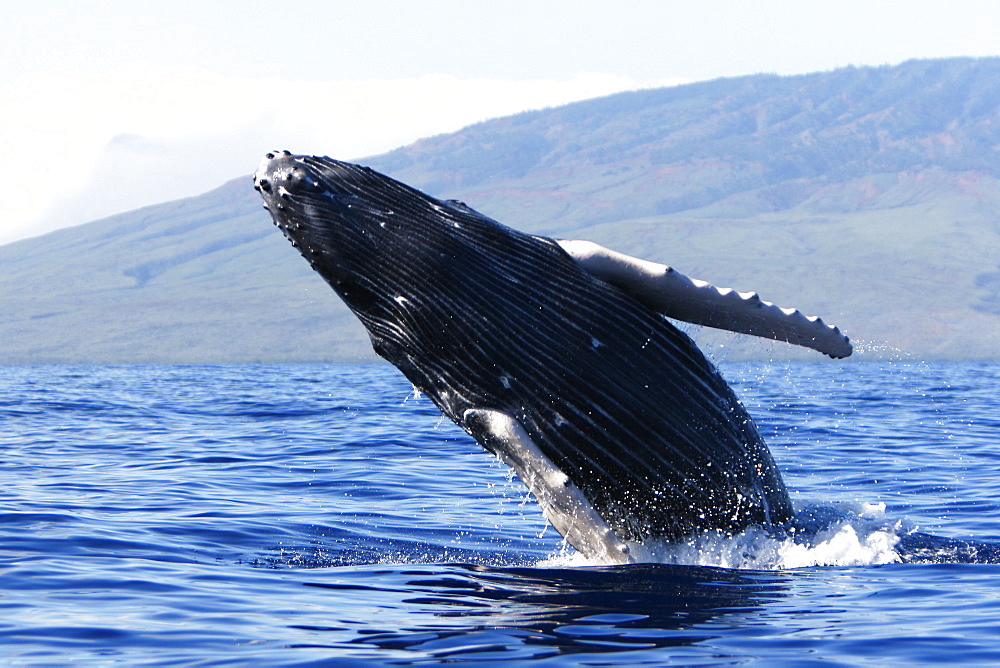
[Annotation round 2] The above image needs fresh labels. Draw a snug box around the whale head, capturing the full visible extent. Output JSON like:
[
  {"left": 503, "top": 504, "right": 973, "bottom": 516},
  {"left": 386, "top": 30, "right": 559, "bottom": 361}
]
[
  {"left": 254, "top": 152, "right": 388, "bottom": 289},
  {"left": 253, "top": 151, "right": 518, "bottom": 321},
  {"left": 254, "top": 152, "right": 444, "bottom": 314}
]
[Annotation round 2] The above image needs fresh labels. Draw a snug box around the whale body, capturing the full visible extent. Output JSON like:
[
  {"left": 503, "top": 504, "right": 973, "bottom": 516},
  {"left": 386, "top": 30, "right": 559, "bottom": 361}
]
[{"left": 254, "top": 152, "right": 851, "bottom": 563}]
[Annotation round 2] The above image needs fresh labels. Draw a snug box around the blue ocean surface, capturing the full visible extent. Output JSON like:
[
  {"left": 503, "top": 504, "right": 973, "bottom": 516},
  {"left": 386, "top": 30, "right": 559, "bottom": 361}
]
[{"left": 2, "top": 360, "right": 1000, "bottom": 665}]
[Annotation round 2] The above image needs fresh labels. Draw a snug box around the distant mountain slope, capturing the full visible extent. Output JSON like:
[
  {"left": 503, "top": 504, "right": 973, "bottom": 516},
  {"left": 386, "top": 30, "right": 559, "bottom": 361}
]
[
  {"left": 369, "top": 57, "right": 1000, "bottom": 230},
  {"left": 2, "top": 57, "right": 998, "bottom": 363},
  {"left": 0, "top": 178, "right": 372, "bottom": 363}
]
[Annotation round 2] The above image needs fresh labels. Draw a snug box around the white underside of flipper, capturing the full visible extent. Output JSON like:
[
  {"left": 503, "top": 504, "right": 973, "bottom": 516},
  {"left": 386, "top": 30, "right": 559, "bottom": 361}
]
[
  {"left": 463, "top": 408, "right": 633, "bottom": 565},
  {"left": 557, "top": 239, "right": 853, "bottom": 359}
]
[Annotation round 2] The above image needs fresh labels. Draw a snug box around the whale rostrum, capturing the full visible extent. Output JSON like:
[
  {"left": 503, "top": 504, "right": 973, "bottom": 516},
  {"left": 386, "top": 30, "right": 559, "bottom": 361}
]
[{"left": 254, "top": 152, "right": 851, "bottom": 563}]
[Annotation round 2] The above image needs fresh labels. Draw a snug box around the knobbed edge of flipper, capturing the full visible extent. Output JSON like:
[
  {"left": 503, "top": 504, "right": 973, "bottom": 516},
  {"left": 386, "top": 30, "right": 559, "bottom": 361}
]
[
  {"left": 556, "top": 239, "right": 853, "bottom": 359},
  {"left": 462, "top": 408, "right": 633, "bottom": 565}
]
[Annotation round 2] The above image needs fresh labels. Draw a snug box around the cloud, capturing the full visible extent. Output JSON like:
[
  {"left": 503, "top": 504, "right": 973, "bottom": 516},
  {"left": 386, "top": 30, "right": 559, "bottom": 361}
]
[{"left": 0, "top": 64, "right": 683, "bottom": 243}]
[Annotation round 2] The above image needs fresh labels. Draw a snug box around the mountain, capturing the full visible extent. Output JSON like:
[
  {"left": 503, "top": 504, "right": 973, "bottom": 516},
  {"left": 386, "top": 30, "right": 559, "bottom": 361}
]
[{"left": 2, "top": 57, "right": 999, "bottom": 363}]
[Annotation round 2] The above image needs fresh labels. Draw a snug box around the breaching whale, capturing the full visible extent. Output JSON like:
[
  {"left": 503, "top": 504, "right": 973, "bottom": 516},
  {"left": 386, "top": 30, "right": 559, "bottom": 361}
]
[{"left": 254, "top": 152, "right": 852, "bottom": 564}]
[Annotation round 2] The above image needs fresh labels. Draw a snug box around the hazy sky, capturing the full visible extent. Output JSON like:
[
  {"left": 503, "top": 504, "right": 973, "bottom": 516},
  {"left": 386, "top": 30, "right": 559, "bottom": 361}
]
[{"left": 2, "top": 1, "right": 998, "bottom": 243}]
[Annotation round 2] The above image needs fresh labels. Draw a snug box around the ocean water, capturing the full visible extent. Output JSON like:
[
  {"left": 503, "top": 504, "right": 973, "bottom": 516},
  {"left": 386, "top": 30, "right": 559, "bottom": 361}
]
[{"left": 2, "top": 360, "right": 1000, "bottom": 665}]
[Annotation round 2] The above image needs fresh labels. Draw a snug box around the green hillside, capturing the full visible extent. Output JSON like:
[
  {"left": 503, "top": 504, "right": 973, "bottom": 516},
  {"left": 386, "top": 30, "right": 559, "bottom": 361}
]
[
  {"left": 0, "top": 179, "right": 372, "bottom": 363},
  {"left": 2, "top": 58, "right": 999, "bottom": 363}
]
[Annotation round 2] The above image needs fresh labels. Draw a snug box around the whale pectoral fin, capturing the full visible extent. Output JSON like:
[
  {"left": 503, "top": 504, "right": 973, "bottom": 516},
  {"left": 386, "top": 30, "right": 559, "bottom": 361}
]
[
  {"left": 557, "top": 239, "right": 853, "bottom": 359},
  {"left": 462, "top": 408, "right": 632, "bottom": 564}
]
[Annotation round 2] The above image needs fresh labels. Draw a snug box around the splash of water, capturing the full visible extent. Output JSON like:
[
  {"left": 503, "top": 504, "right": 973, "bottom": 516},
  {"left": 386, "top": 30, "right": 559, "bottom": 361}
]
[{"left": 541, "top": 502, "right": 908, "bottom": 570}]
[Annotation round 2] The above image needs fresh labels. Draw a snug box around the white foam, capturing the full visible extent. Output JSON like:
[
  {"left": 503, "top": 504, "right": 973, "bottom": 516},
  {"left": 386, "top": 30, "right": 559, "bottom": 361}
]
[{"left": 539, "top": 501, "right": 907, "bottom": 570}]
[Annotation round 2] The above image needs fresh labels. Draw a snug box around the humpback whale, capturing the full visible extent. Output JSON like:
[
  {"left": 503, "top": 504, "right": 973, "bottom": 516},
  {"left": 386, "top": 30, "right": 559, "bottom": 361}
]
[{"left": 254, "top": 152, "right": 852, "bottom": 564}]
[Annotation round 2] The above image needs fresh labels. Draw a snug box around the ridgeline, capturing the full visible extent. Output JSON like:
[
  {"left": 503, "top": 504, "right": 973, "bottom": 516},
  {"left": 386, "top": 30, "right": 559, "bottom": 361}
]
[{"left": 3, "top": 57, "right": 999, "bottom": 363}]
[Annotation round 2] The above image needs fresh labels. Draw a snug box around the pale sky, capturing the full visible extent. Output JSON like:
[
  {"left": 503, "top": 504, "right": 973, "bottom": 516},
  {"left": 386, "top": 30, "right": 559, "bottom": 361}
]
[{"left": 2, "top": 0, "right": 998, "bottom": 244}]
